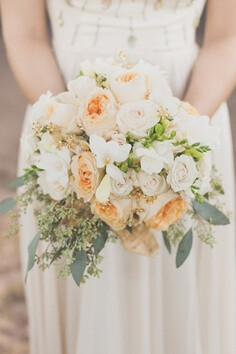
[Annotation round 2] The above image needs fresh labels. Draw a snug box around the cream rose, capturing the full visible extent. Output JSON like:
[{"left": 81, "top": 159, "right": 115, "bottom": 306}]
[
  {"left": 110, "top": 131, "right": 127, "bottom": 145},
  {"left": 116, "top": 100, "right": 159, "bottom": 139},
  {"left": 78, "top": 88, "right": 118, "bottom": 139},
  {"left": 67, "top": 76, "right": 97, "bottom": 102},
  {"left": 108, "top": 71, "right": 147, "bottom": 104},
  {"left": 71, "top": 151, "right": 101, "bottom": 202},
  {"left": 42, "top": 95, "right": 81, "bottom": 133},
  {"left": 37, "top": 173, "right": 69, "bottom": 201},
  {"left": 167, "top": 155, "right": 198, "bottom": 192},
  {"left": 132, "top": 170, "right": 168, "bottom": 196},
  {"left": 91, "top": 196, "right": 134, "bottom": 231},
  {"left": 111, "top": 170, "right": 133, "bottom": 197}
]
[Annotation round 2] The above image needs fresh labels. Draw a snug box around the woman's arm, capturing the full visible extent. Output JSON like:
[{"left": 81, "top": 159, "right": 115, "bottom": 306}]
[
  {"left": 184, "top": 0, "right": 236, "bottom": 116},
  {"left": 1, "top": 0, "right": 65, "bottom": 103}
]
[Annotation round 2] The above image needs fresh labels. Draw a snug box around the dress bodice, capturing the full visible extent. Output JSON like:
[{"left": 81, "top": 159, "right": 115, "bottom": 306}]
[{"left": 47, "top": 0, "right": 205, "bottom": 53}]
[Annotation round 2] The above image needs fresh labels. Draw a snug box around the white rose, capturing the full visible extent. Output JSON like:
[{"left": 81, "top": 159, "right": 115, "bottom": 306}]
[
  {"left": 67, "top": 76, "right": 97, "bottom": 102},
  {"left": 108, "top": 71, "right": 147, "bottom": 104},
  {"left": 30, "top": 91, "right": 54, "bottom": 124},
  {"left": 116, "top": 100, "right": 159, "bottom": 139},
  {"left": 36, "top": 147, "right": 71, "bottom": 188},
  {"left": 111, "top": 170, "right": 133, "bottom": 197},
  {"left": 167, "top": 155, "right": 198, "bottom": 192},
  {"left": 37, "top": 173, "right": 69, "bottom": 201},
  {"left": 132, "top": 170, "right": 168, "bottom": 196}
]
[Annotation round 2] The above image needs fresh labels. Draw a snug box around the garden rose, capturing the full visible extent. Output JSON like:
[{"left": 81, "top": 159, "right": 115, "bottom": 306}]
[
  {"left": 108, "top": 71, "right": 147, "bottom": 104},
  {"left": 78, "top": 88, "right": 118, "bottom": 139},
  {"left": 145, "top": 197, "right": 188, "bottom": 231},
  {"left": 116, "top": 100, "right": 159, "bottom": 139},
  {"left": 91, "top": 196, "right": 133, "bottom": 231},
  {"left": 71, "top": 151, "right": 101, "bottom": 202}
]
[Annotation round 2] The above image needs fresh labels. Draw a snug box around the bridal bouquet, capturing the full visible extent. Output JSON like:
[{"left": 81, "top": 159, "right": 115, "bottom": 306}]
[{"left": 0, "top": 55, "right": 230, "bottom": 286}]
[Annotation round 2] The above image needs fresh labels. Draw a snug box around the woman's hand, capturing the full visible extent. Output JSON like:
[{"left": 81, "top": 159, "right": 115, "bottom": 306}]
[
  {"left": 0, "top": 0, "right": 65, "bottom": 103},
  {"left": 184, "top": 0, "right": 236, "bottom": 117}
]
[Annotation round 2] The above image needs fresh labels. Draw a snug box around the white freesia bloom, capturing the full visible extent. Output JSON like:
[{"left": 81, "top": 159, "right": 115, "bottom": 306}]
[
  {"left": 111, "top": 170, "right": 133, "bottom": 197},
  {"left": 80, "top": 60, "right": 95, "bottom": 78},
  {"left": 37, "top": 173, "right": 69, "bottom": 201},
  {"left": 89, "top": 135, "right": 131, "bottom": 183},
  {"left": 36, "top": 147, "right": 71, "bottom": 188},
  {"left": 134, "top": 140, "right": 174, "bottom": 175},
  {"left": 132, "top": 170, "right": 168, "bottom": 196},
  {"left": 170, "top": 113, "right": 220, "bottom": 150},
  {"left": 95, "top": 174, "right": 112, "bottom": 204},
  {"left": 196, "top": 152, "right": 212, "bottom": 194},
  {"left": 67, "top": 76, "right": 97, "bottom": 102},
  {"left": 37, "top": 133, "right": 56, "bottom": 154},
  {"left": 20, "top": 129, "right": 39, "bottom": 165},
  {"left": 93, "top": 57, "right": 124, "bottom": 77},
  {"left": 108, "top": 71, "right": 147, "bottom": 104},
  {"left": 116, "top": 100, "right": 159, "bottom": 139},
  {"left": 167, "top": 155, "right": 197, "bottom": 192}
]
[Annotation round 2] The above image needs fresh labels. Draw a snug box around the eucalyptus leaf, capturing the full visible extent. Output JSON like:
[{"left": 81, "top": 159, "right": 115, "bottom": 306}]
[
  {"left": 162, "top": 231, "right": 171, "bottom": 254},
  {"left": 93, "top": 224, "right": 109, "bottom": 256},
  {"left": 192, "top": 200, "right": 230, "bottom": 225},
  {"left": 8, "top": 176, "right": 25, "bottom": 189},
  {"left": 25, "top": 231, "right": 41, "bottom": 283},
  {"left": 0, "top": 197, "right": 17, "bottom": 215},
  {"left": 70, "top": 250, "right": 87, "bottom": 287},
  {"left": 176, "top": 228, "right": 193, "bottom": 268}
]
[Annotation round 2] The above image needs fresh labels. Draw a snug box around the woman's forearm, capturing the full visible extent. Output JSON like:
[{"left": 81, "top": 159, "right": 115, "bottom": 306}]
[
  {"left": 184, "top": 36, "right": 236, "bottom": 117},
  {"left": 4, "top": 37, "right": 65, "bottom": 103}
]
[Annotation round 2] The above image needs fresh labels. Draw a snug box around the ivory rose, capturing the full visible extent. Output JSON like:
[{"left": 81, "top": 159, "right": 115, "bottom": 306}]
[
  {"left": 37, "top": 173, "right": 69, "bottom": 201},
  {"left": 108, "top": 71, "right": 147, "bottom": 104},
  {"left": 78, "top": 88, "right": 118, "bottom": 139},
  {"left": 167, "top": 155, "right": 198, "bottom": 192},
  {"left": 71, "top": 151, "right": 101, "bottom": 202},
  {"left": 116, "top": 100, "right": 159, "bottom": 139},
  {"left": 67, "top": 76, "right": 97, "bottom": 102},
  {"left": 132, "top": 170, "right": 168, "bottom": 196},
  {"left": 111, "top": 170, "right": 133, "bottom": 197},
  {"left": 91, "top": 196, "right": 133, "bottom": 231}
]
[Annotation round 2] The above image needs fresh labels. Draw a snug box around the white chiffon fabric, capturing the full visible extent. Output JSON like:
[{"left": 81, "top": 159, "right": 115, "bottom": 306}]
[{"left": 18, "top": 1, "right": 236, "bottom": 353}]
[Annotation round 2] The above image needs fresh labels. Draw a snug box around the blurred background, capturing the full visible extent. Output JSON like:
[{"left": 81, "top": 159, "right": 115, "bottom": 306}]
[{"left": 0, "top": 19, "right": 236, "bottom": 354}]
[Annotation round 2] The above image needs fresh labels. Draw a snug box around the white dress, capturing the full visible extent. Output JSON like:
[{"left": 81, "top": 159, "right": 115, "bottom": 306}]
[{"left": 18, "top": 1, "right": 236, "bottom": 353}]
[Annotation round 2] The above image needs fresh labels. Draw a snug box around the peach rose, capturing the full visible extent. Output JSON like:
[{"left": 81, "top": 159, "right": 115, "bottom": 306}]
[
  {"left": 145, "top": 197, "right": 188, "bottom": 231},
  {"left": 91, "top": 196, "right": 133, "bottom": 231},
  {"left": 71, "top": 151, "right": 101, "bottom": 202},
  {"left": 78, "top": 87, "right": 118, "bottom": 139}
]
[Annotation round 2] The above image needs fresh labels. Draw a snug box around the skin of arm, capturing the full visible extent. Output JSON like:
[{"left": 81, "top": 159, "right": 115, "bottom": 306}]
[
  {"left": 184, "top": 0, "right": 236, "bottom": 117},
  {"left": 0, "top": 0, "right": 65, "bottom": 103}
]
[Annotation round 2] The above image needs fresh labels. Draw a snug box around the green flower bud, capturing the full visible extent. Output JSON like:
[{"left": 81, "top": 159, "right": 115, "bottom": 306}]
[
  {"left": 185, "top": 148, "right": 203, "bottom": 160},
  {"left": 120, "top": 164, "right": 128, "bottom": 173},
  {"left": 155, "top": 123, "right": 165, "bottom": 135}
]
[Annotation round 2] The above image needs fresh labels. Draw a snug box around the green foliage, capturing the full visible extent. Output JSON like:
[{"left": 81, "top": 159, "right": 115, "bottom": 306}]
[
  {"left": 176, "top": 228, "right": 193, "bottom": 268},
  {"left": 192, "top": 200, "right": 230, "bottom": 225},
  {"left": 25, "top": 231, "right": 41, "bottom": 283},
  {"left": 8, "top": 176, "right": 25, "bottom": 189},
  {"left": 162, "top": 231, "right": 171, "bottom": 254},
  {"left": 70, "top": 250, "right": 87, "bottom": 287},
  {"left": 0, "top": 198, "right": 16, "bottom": 215}
]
